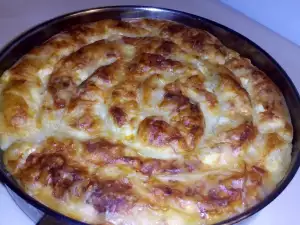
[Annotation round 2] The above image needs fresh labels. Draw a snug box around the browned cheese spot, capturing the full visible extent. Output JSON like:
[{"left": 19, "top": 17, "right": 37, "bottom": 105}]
[{"left": 110, "top": 106, "right": 127, "bottom": 127}]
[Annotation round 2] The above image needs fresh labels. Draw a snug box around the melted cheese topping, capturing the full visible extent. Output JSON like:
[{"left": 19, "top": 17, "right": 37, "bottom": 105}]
[{"left": 1, "top": 19, "right": 293, "bottom": 225}]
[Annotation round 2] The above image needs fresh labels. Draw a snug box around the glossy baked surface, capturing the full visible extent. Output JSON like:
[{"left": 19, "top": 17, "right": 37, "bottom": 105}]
[{"left": 1, "top": 19, "right": 293, "bottom": 224}]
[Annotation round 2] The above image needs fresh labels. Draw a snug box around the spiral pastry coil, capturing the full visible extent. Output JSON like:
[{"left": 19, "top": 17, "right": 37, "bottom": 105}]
[{"left": 1, "top": 19, "right": 292, "bottom": 224}]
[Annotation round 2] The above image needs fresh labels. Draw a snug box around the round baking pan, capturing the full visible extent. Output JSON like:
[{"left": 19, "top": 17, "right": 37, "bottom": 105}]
[{"left": 0, "top": 6, "right": 300, "bottom": 225}]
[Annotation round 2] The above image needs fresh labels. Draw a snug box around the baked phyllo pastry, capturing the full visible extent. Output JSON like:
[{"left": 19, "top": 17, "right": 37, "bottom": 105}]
[{"left": 1, "top": 19, "right": 292, "bottom": 224}]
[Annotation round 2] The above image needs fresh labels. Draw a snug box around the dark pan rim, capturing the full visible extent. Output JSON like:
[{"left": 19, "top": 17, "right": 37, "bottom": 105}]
[{"left": 0, "top": 5, "right": 300, "bottom": 225}]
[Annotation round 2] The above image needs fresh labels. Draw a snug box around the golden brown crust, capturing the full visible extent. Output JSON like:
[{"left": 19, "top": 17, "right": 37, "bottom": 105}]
[
  {"left": 225, "top": 58, "right": 292, "bottom": 137},
  {"left": 0, "top": 19, "right": 292, "bottom": 225},
  {"left": 47, "top": 41, "right": 121, "bottom": 109},
  {"left": 138, "top": 117, "right": 188, "bottom": 151}
]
